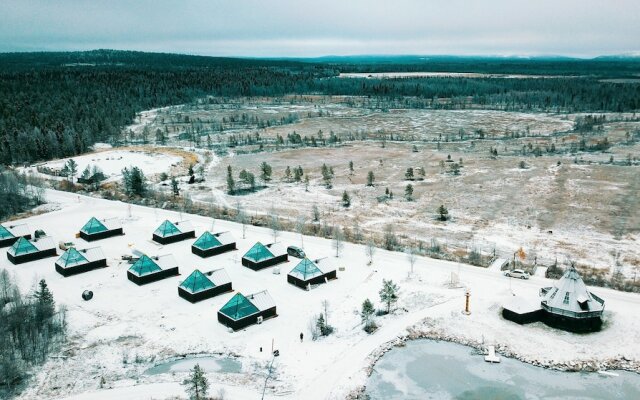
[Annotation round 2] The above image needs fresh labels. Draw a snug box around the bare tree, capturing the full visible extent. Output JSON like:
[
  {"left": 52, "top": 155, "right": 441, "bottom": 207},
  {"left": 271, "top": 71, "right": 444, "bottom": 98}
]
[
  {"left": 295, "top": 215, "right": 306, "bottom": 248},
  {"left": 333, "top": 226, "right": 344, "bottom": 257},
  {"left": 365, "top": 240, "right": 376, "bottom": 265},
  {"left": 269, "top": 208, "right": 281, "bottom": 242},
  {"left": 406, "top": 247, "right": 417, "bottom": 274},
  {"left": 236, "top": 201, "right": 248, "bottom": 239}
]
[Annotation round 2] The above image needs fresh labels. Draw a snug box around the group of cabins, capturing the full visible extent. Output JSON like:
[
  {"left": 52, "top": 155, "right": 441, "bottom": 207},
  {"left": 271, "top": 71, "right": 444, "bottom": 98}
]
[{"left": 2, "top": 216, "right": 338, "bottom": 331}]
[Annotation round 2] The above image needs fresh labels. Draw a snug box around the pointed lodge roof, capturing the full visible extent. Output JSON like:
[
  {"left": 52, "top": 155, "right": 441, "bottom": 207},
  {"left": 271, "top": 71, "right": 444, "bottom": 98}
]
[
  {"left": 219, "top": 293, "right": 260, "bottom": 321},
  {"left": 129, "top": 255, "right": 162, "bottom": 276},
  {"left": 193, "top": 231, "right": 222, "bottom": 250},
  {"left": 56, "top": 247, "right": 88, "bottom": 268},
  {"left": 154, "top": 220, "right": 182, "bottom": 237},
  {"left": 541, "top": 266, "right": 605, "bottom": 314},
  {"left": 0, "top": 224, "right": 14, "bottom": 239},
  {"left": 180, "top": 269, "right": 215, "bottom": 293},
  {"left": 10, "top": 237, "right": 38, "bottom": 255},
  {"left": 289, "top": 258, "right": 324, "bottom": 281},
  {"left": 80, "top": 217, "right": 108, "bottom": 234},
  {"left": 242, "top": 242, "right": 274, "bottom": 262}
]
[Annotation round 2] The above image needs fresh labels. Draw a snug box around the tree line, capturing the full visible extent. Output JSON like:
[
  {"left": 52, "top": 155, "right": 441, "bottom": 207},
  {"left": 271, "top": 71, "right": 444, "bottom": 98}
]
[{"left": 2, "top": 50, "right": 639, "bottom": 166}]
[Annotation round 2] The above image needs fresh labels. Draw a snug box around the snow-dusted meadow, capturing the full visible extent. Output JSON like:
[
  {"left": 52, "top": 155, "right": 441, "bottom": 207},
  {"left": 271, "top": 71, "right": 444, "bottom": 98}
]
[
  {"left": 3, "top": 190, "right": 640, "bottom": 400},
  {"left": 39, "top": 149, "right": 183, "bottom": 182}
]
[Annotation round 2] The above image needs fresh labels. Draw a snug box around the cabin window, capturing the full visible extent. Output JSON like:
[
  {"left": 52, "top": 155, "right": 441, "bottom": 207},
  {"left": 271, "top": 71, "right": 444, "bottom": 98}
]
[
  {"left": 563, "top": 292, "right": 570, "bottom": 304},
  {"left": 550, "top": 288, "right": 558, "bottom": 299}
]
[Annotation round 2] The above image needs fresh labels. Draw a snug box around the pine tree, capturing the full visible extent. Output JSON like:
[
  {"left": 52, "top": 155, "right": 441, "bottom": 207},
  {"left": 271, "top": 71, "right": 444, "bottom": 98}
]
[
  {"left": 260, "top": 161, "right": 272, "bottom": 183},
  {"left": 379, "top": 279, "right": 399, "bottom": 314},
  {"left": 366, "top": 171, "right": 375, "bottom": 187},
  {"left": 171, "top": 177, "right": 180, "bottom": 196},
  {"left": 34, "top": 279, "right": 55, "bottom": 321},
  {"left": 341, "top": 191, "right": 351, "bottom": 207},
  {"left": 284, "top": 166, "right": 292, "bottom": 181},
  {"left": 361, "top": 298, "right": 375, "bottom": 332},
  {"left": 226, "top": 165, "right": 235, "bottom": 194},
  {"left": 66, "top": 159, "right": 78, "bottom": 182},
  {"left": 438, "top": 204, "right": 449, "bottom": 221},
  {"left": 404, "top": 184, "right": 414, "bottom": 201},
  {"left": 348, "top": 160, "right": 354, "bottom": 175},
  {"left": 182, "top": 364, "right": 209, "bottom": 400},
  {"left": 405, "top": 167, "right": 414, "bottom": 180}
]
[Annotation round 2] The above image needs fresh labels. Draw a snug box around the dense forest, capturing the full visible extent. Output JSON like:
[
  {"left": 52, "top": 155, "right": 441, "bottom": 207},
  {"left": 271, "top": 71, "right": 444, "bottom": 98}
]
[{"left": 1, "top": 50, "right": 639, "bottom": 164}]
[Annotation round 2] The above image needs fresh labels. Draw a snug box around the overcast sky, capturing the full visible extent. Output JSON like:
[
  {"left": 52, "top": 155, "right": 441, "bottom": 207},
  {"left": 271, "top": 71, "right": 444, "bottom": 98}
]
[{"left": 1, "top": 0, "right": 639, "bottom": 58}]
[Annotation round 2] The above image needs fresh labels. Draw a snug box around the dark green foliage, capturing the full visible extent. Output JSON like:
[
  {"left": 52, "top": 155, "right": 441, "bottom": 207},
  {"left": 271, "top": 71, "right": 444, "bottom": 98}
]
[
  {"left": 438, "top": 205, "right": 449, "bottom": 221},
  {"left": 121, "top": 166, "right": 146, "bottom": 197},
  {"left": 0, "top": 169, "right": 45, "bottom": 220},
  {"left": 316, "top": 313, "right": 334, "bottom": 337},
  {"left": 361, "top": 298, "right": 375, "bottom": 332},
  {"left": 0, "top": 272, "right": 66, "bottom": 394},
  {"left": 341, "top": 191, "right": 351, "bottom": 207},
  {"left": 404, "top": 184, "right": 413, "bottom": 201},
  {"left": 171, "top": 177, "right": 179, "bottom": 196},
  {"left": 226, "top": 165, "right": 235, "bottom": 194},
  {"left": 182, "top": 363, "right": 209, "bottom": 400},
  {"left": 260, "top": 162, "right": 272, "bottom": 183},
  {"left": 366, "top": 171, "right": 375, "bottom": 187},
  {"left": 379, "top": 279, "right": 400, "bottom": 314}
]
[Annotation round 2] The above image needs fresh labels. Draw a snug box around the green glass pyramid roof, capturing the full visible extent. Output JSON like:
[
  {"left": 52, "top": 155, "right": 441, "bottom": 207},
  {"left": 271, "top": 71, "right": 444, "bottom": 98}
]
[
  {"left": 193, "top": 231, "right": 222, "bottom": 250},
  {"left": 291, "top": 258, "right": 323, "bottom": 280},
  {"left": 81, "top": 217, "right": 108, "bottom": 234},
  {"left": 129, "top": 255, "right": 162, "bottom": 276},
  {"left": 11, "top": 237, "right": 38, "bottom": 255},
  {"left": 0, "top": 225, "right": 14, "bottom": 240},
  {"left": 180, "top": 269, "right": 215, "bottom": 293},
  {"left": 242, "top": 242, "right": 274, "bottom": 262},
  {"left": 219, "top": 293, "right": 259, "bottom": 320},
  {"left": 57, "top": 247, "right": 88, "bottom": 268},
  {"left": 154, "top": 220, "right": 181, "bottom": 237}
]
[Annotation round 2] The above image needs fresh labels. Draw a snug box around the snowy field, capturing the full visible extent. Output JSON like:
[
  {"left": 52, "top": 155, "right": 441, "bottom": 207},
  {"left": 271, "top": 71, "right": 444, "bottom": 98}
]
[
  {"left": 2, "top": 190, "right": 640, "bottom": 400},
  {"left": 39, "top": 150, "right": 183, "bottom": 181}
]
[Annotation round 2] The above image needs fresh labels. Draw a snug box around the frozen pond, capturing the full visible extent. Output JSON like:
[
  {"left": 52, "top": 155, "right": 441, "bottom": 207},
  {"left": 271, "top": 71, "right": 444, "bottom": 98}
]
[
  {"left": 365, "top": 340, "right": 640, "bottom": 399},
  {"left": 145, "top": 356, "right": 242, "bottom": 375}
]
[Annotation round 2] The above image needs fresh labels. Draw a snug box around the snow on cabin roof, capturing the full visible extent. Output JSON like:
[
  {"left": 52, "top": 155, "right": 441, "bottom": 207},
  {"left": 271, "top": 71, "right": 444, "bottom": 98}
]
[
  {"left": 102, "top": 217, "right": 121, "bottom": 230},
  {"left": 207, "top": 268, "right": 231, "bottom": 286},
  {"left": 541, "top": 266, "right": 605, "bottom": 314},
  {"left": 213, "top": 231, "right": 235, "bottom": 245},
  {"left": 32, "top": 236, "right": 56, "bottom": 251},
  {"left": 246, "top": 290, "right": 276, "bottom": 312},
  {"left": 174, "top": 220, "right": 194, "bottom": 233},
  {"left": 265, "top": 243, "right": 287, "bottom": 257},
  {"left": 1, "top": 222, "right": 30, "bottom": 238}
]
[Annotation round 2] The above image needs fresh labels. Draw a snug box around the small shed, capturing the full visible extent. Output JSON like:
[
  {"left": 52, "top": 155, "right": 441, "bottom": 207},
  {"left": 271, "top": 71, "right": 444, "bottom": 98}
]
[
  {"left": 6, "top": 236, "right": 57, "bottom": 265},
  {"left": 127, "top": 254, "right": 180, "bottom": 285},
  {"left": 152, "top": 220, "right": 195, "bottom": 244},
  {"left": 55, "top": 247, "right": 107, "bottom": 277},
  {"left": 241, "top": 242, "right": 288, "bottom": 271},
  {"left": 79, "top": 217, "right": 123, "bottom": 241},
  {"left": 287, "top": 257, "right": 337, "bottom": 290},
  {"left": 0, "top": 223, "right": 31, "bottom": 248},
  {"left": 217, "top": 290, "right": 277, "bottom": 330},
  {"left": 191, "top": 231, "right": 236, "bottom": 258},
  {"left": 178, "top": 268, "right": 233, "bottom": 303}
]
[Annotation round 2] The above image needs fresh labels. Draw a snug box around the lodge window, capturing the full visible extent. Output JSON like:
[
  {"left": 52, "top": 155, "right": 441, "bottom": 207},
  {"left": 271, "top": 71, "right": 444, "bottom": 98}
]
[{"left": 563, "top": 292, "right": 570, "bottom": 304}]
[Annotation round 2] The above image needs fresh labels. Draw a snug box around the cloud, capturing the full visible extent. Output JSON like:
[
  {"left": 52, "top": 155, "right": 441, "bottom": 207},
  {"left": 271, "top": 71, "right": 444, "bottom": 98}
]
[{"left": 1, "top": 0, "right": 639, "bottom": 57}]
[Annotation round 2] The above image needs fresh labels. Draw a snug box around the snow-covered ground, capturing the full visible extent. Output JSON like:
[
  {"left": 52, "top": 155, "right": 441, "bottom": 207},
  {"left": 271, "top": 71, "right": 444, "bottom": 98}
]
[
  {"left": 3, "top": 190, "right": 640, "bottom": 400},
  {"left": 38, "top": 150, "right": 183, "bottom": 182}
]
